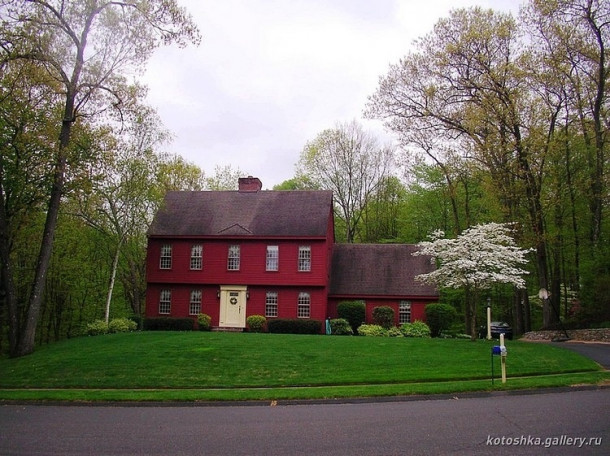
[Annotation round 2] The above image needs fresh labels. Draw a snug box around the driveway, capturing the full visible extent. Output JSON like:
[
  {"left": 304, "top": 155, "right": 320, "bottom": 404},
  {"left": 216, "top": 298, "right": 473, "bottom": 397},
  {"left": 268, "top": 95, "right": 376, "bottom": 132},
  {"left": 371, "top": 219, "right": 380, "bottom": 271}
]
[{"left": 550, "top": 341, "right": 610, "bottom": 369}]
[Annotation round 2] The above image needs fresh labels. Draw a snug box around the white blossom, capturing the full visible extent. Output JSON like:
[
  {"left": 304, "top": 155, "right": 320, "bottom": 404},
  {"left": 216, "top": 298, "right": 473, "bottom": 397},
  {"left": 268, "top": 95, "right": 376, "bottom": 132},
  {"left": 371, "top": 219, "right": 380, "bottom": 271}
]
[{"left": 413, "top": 223, "right": 533, "bottom": 290}]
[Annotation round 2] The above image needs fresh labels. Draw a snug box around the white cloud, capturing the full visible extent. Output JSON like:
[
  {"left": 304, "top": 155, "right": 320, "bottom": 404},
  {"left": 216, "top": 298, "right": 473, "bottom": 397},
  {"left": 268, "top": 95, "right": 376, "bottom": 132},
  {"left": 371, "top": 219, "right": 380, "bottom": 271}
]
[{"left": 143, "top": 0, "right": 522, "bottom": 188}]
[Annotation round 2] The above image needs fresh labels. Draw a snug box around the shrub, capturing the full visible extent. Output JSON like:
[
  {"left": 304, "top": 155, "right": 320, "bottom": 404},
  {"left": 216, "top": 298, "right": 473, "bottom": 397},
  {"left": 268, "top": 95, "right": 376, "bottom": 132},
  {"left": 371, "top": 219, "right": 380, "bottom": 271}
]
[
  {"left": 197, "top": 314, "right": 212, "bottom": 331},
  {"left": 86, "top": 320, "right": 109, "bottom": 336},
  {"left": 400, "top": 320, "right": 431, "bottom": 338},
  {"left": 357, "top": 324, "right": 388, "bottom": 337},
  {"left": 372, "top": 306, "right": 395, "bottom": 329},
  {"left": 329, "top": 318, "right": 353, "bottom": 335},
  {"left": 143, "top": 317, "right": 194, "bottom": 331},
  {"left": 425, "top": 303, "right": 458, "bottom": 337},
  {"left": 387, "top": 326, "right": 403, "bottom": 337},
  {"left": 246, "top": 315, "right": 267, "bottom": 333},
  {"left": 337, "top": 301, "right": 366, "bottom": 334},
  {"left": 108, "top": 317, "right": 137, "bottom": 333},
  {"left": 267, "top": 319, "right": 322, "bottom": 334}
]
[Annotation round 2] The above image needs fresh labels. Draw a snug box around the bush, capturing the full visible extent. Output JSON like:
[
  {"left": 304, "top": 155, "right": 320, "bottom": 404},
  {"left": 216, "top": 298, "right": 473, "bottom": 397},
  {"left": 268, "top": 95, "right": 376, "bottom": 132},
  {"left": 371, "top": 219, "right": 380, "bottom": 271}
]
[
  {"left": 246, "top": 315, "right": 267, "bottom": 333},
  {"left": 387, "top": 326, "right": 403, "bottom": 337},
  {"left": 86, "top": 320, "right": 109, "bottom": 336},
  {"left": 337, "top": 301, "right": 366, "bottom": 334},
  {"left": 197, "top": 314, "right": 212, "bottom": 331},
  {"left": 267, "top": 319, "right": 322, "bottom": 334},
  {"left": 329, "top": 318, "right": 353, "bottom": 335},
  {"left": 372, "top": 306, "right": 395, "bottom": 329},
  {"left": 143, "top": 317, "right": 194, "bottom": 331},
  {"left": 400, "top": 320, "right": 431, "bottom": 338},
  {"left": 108, "top": 318, "right": 137, "bottom": 333},
  {"left": 425, "top": 303, "right": 458, "bottom": 337},
  {"left": 357, "top": 324, "right": 388, "bottom": 337}
]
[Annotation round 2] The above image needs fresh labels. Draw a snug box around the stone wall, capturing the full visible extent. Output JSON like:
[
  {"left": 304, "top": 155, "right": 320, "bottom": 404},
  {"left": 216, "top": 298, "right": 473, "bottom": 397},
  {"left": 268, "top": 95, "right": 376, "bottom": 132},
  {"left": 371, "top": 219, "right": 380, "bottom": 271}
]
[{"left": 521, "top": 328, "right": 610, "bottom": 342}]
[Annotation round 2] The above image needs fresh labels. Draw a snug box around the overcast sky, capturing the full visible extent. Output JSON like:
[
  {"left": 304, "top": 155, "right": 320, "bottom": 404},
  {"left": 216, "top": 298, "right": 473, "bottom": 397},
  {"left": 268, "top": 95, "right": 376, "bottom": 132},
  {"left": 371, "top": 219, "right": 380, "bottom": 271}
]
[{"left": 143, "top": 0, "right": 522, "bottom": 189}]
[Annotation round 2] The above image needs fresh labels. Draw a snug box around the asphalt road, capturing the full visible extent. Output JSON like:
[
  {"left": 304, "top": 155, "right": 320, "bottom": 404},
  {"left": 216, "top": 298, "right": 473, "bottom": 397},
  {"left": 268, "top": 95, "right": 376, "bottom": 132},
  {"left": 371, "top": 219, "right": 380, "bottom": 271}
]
[
  {"left": 549, "top": 342, "right": 610, "bottom": 369},
  {"left": 1, "top": 388, "right": 608, "bottom": 455}
]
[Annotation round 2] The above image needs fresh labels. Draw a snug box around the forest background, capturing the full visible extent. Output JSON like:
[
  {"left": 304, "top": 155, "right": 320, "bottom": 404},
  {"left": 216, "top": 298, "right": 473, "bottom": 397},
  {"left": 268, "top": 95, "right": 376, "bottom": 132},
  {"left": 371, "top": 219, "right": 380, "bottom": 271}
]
[{"left": 0, "top": 0, "right": 608, "bottom": 356}]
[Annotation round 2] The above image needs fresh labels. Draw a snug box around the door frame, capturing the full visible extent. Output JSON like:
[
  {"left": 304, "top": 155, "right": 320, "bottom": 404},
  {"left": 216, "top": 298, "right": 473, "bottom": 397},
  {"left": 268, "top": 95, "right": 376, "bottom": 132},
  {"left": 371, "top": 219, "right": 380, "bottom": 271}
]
[{"left": 219, "top": 285, "right": 247, "bottom": 328}]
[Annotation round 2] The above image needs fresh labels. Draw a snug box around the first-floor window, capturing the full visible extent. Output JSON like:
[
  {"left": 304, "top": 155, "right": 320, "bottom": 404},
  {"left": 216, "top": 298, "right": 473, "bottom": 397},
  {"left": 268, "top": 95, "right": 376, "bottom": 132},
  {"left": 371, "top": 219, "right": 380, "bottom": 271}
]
[
  {"left": 399, "top": 300, "right": 411, "bottom": 324},
  {"left": 297, "top": 292, "right": 310, "bottom": 318},
  {"left": 190, "top": 290, "right": 202, "bottom": 315},
  {"left": 159, "top": 289, "right": 171, "bottom": 314},
  {"left": 265, "top": 292, "right": 278, "bottom": 317}
]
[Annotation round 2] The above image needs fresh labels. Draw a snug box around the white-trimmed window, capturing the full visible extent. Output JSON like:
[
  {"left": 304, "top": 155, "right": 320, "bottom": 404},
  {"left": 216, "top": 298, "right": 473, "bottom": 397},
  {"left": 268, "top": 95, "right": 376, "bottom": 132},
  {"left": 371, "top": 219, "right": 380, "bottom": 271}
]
[
  {"left": 159, "top": 244, "right": 172, "bottom": 269},
  {"left": 399, "top": 300, "right": 411, "bottom": 324},
  {"left": 266, "top": 245, "right": 279, "bottom": 271},
  {"left": 228, "top": 245, "right": 240, "bottom": 270},
  {"left": 190, "top": 244, "right": 202, "bottom": 270},
  {"left": 297, "top": 292, "right": 310, "bottom": 318},
  {"left": 265, "top": 292, "right": 278, "bottom": 317},
  {"left": 190, "top": 290, "right": 202, "bottom": 315},
  {"left": 159, "top": 289, "right": 171, "bottom": 314},
  {"left": 298, "top": 246, "right": 311, "bottom": 272}
]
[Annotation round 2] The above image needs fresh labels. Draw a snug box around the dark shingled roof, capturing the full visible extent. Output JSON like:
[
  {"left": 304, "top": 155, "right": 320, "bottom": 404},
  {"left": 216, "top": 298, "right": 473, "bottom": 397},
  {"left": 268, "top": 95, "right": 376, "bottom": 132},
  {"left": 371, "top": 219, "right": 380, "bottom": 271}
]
[
  {"left": 149, "top": 190, "right": 334, "bottom": 237},
  {"left": 329, "top": 244, "right": 438, "bottom": 297}
]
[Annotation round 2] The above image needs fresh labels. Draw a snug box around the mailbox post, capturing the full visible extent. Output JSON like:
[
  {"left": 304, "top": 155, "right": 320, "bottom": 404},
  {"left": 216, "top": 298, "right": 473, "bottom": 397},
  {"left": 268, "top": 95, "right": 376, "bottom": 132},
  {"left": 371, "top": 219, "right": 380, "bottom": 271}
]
[
  {"left": 491, "top": 334, "right": 508, "bottom": 385},
  {"left": 500, "top": 333, "right": 507, "bottom": 383}
]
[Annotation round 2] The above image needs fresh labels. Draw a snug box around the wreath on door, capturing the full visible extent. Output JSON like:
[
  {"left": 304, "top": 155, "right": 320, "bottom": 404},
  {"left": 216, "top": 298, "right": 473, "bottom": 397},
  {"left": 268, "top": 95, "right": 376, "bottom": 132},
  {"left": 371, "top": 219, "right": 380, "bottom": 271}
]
[{"left": 230, "top": 297, "right": 238, "bottom": 305}]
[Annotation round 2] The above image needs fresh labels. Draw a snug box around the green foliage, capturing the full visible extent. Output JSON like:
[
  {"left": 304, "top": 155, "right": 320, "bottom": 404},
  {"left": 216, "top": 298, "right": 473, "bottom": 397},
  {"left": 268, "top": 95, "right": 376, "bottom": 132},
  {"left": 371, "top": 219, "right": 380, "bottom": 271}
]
[
  {"left": 143, "top": 318, "right": 194, "bottom": 331},
  {"left": 337, "top": 301, "right": 366, "bottom": 333},
  {"left": 86, "top": 320, "right": 109, "bottom": 336},
  {"left": 267, "top": 319, "right": 322, "bottom": 334},
  {"left": 400, "top": 321, "right": 431, "bottom": 338},
  {"left": 357, "top": 324, "right": 388, "bottom": 337},
  {"left": 372, "top": 306, "right": 395, "bottom": 329},
  {"left": 197, "top": 314, "right": 212, "bottom": 331},
  {"left": 108, "top": 318, "right": 137, "bottom": 334},
  {"left": 387, "top": 327, "right": 404, "bottom": 337},
  {"left": 329, "top": 318, "right": 354, "bottom": 335},
  {"left": 246, "top": 315, "right": 267, "bottom": 333},
  {"left": 425, "top": 303, "right": 458, "bottom": 337}
]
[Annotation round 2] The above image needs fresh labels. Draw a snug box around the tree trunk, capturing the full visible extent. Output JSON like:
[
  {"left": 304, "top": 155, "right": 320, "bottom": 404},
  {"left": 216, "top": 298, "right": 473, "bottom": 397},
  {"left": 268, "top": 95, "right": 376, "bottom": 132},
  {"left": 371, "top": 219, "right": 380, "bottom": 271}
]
[
  {"left": 11, "top": 102, "right": 73, "bottom": 357},
  {"left": 0, "top": 192, "right": 19, "bottom": 355},
  {"left": 104, "top": 237, "right": 124, "bottom": 324}
]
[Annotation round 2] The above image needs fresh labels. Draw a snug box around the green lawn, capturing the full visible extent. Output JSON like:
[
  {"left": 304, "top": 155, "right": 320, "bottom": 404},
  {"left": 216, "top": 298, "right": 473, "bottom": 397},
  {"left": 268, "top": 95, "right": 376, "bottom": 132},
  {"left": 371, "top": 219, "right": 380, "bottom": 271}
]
[{"left": 0, "top": 332, "right": 606, "bottom": 402}]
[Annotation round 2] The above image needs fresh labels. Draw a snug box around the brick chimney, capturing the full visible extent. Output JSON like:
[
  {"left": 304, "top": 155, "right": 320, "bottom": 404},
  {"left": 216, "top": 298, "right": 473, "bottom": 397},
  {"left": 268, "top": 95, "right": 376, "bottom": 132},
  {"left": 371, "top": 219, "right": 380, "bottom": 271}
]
[{"left": 238, "top": 176, "right": 263, "bottom": 193}]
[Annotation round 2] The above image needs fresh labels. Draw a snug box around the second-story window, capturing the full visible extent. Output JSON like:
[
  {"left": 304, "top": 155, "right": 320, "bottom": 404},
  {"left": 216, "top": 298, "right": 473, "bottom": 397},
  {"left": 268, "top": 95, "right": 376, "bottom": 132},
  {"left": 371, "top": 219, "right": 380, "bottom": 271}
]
[
  {"left": 266, "top": 245, "right": 279, "bottom": 271},
  {"left": 298, "top": 245, "right": 311, "bottom": 272},
  {"left": 190, "top": 244, "right": 202, "bottom": 270},
  {"left": 228, "top": 245, "right": 240, "bottom": 270},
  {"left": 160, "top": 244, "right": 172, "bottom": 269}
]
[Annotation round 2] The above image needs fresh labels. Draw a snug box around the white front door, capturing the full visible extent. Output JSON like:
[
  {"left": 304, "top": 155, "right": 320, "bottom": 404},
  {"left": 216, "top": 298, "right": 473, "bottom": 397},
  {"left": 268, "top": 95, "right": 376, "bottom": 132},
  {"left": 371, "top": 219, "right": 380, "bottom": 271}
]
[{"left": 219, "top": 285, "right": 247, "bottom": 328}]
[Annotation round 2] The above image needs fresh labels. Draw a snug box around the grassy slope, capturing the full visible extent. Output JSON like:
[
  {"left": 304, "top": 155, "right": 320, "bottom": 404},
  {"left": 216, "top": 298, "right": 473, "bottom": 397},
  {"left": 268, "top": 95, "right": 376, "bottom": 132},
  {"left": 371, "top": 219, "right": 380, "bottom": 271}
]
[{"left": 0, "top": 332, "right": 606, "bottom": 401}]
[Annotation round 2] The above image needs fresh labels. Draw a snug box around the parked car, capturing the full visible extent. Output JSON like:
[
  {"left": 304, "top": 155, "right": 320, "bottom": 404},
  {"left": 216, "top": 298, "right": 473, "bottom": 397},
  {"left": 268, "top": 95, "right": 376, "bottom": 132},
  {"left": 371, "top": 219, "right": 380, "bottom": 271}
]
[{"left": 479, "top": 321, "right": 513, "bottom": 340}]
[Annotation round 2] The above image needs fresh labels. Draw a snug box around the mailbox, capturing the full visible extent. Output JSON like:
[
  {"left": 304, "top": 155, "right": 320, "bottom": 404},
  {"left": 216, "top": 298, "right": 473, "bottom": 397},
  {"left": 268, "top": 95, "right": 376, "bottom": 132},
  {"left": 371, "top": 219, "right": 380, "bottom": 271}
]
[{"left": 492, "top": 345, "right": 502, "bottom": 355}]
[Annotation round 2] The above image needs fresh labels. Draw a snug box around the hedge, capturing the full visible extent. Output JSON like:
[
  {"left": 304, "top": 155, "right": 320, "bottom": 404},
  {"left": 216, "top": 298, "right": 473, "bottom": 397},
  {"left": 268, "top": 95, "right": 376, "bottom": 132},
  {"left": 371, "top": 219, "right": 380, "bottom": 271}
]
[
  {"left": 267, "top": 319, "right": 322, "bottom": 334},
  {"left": 143, "top": 317, "right": 194, "bottom": 331},
  {"left": 337, "top": 301, "right": 366, "bottom": 333}
]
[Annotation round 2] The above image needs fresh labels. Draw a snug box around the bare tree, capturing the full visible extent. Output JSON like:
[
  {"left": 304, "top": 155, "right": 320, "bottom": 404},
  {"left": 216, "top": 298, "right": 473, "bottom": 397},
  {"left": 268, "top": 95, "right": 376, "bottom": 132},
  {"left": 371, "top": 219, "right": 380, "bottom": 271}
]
[{"left": 298, "top": 121, "right": 395, "bottom": 243}]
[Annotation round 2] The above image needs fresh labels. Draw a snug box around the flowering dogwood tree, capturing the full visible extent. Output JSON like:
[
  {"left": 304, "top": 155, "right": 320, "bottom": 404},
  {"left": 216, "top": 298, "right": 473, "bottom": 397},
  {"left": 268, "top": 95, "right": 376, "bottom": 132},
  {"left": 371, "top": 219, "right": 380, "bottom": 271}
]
[{"left": 413, "top": 223, "right": 532, "bottom": 340}]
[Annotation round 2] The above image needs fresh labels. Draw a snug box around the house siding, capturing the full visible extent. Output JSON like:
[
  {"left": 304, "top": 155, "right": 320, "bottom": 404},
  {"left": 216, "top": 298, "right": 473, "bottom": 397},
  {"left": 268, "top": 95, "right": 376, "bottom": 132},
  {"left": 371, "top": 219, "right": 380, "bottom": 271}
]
[{"left": 144, "top": 185, "right": 439, "bottom": 333}]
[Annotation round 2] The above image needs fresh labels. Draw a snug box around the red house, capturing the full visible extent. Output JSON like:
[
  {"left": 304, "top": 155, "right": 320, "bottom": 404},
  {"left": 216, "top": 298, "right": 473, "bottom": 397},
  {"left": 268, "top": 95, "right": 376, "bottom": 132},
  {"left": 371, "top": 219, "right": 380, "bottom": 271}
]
[{"left": 145, "top": 177, "right": 438, "bottom": 330}]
